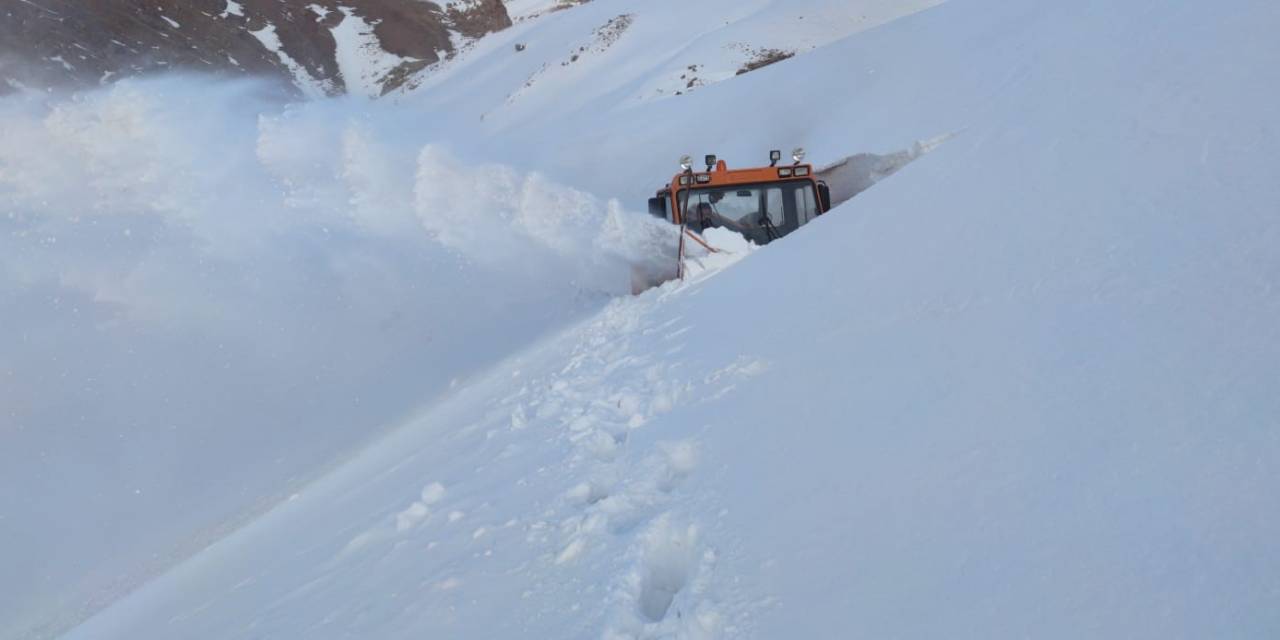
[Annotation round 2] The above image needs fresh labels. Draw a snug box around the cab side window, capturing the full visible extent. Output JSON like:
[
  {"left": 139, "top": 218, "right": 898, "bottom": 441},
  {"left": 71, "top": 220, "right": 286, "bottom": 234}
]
[
  {"left": 764, "top": 188, "right": 786, "bottom": 226},
  {"left": 795, "top": 186, "right": 818, "bottom": 225}
]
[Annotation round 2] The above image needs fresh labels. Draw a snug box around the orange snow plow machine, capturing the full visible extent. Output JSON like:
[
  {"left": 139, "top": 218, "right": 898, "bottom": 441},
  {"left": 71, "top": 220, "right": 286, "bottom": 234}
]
[{"left": 648, "top": 148, "right": 832, "bottom": 247}]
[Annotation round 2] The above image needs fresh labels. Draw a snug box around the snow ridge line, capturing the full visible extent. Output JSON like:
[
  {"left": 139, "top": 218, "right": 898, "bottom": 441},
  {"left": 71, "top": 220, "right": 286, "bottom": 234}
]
[{"left": 502, "top": 12, "right": 635, "bottom": 109}]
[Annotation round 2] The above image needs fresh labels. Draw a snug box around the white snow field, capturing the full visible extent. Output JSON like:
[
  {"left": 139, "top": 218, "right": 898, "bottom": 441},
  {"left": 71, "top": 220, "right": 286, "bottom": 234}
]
[{"left": 3, "top": 0, "right": 1280, "bottom": 637}]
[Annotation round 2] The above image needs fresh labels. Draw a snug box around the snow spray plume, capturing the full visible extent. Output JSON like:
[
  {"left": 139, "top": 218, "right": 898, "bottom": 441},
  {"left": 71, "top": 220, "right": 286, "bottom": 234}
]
[{"left": 0, "top": 74, "right": 668, "bottom": 638}]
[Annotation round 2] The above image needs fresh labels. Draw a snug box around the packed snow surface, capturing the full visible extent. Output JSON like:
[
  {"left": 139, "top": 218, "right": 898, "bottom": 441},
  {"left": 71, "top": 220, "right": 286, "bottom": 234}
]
[{"left": 4, "top": 0, "right": 1280, "bottom": 638}]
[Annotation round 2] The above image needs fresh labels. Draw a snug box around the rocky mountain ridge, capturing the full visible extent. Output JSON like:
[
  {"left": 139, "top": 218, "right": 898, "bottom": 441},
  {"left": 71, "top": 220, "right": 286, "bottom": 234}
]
[{"left": 0, "top": 0, "right": 511, "bottom": 96}]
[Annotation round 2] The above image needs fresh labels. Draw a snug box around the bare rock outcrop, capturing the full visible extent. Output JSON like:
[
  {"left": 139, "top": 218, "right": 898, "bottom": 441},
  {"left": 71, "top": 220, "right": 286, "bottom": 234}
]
[{"left": 0, "top": 0, "right": 512, "bottom": 96}]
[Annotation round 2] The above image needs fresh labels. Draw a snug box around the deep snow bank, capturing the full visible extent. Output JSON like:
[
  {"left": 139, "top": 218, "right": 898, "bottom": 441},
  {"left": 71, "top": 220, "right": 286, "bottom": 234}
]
[
  {"left": 62, "top": 0, "right": 1280, "bottom": 638},
  {"left": 0, "top": 77, "right": 671, "bottom": 637}
]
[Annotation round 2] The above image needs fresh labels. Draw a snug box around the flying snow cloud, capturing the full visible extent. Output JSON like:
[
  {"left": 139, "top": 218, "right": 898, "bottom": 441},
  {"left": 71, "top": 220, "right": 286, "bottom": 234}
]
[
  {"left": 413, "top": 145, "right": 676, "bottom": 290},
  {"left": 0, "top": 75, "right": 673, "bottom": 634}
]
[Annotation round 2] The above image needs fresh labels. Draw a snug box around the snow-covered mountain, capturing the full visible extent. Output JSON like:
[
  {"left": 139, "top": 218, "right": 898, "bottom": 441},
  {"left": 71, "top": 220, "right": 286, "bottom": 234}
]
[
  {"left": 2, "top": 0, "right": 1279, "bottom": 638},
  {"left": 0, "top": 0, "right": 510, "bottom": 96}
]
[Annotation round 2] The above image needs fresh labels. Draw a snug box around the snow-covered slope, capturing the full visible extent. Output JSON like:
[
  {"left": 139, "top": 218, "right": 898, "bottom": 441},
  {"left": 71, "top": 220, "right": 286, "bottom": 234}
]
[
  {"left": 5, "top": 0, "right": 1280, "bottom": 637},
  {"left": 404, "top": 0, "right": 943, "bottom": 137}
]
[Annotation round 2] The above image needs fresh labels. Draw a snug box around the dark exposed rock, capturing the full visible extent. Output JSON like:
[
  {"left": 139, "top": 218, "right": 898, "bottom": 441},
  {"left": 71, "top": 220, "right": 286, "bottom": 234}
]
[
  {"left": 735, "top": 48, "right": 795, "bottom": 76},
  {"left": 0, "top": 0, "right": 511, "bottom": 96}
]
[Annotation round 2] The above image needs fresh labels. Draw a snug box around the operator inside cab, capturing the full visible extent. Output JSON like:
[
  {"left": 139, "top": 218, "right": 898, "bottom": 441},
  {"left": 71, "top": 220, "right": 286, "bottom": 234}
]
[{"left": 648, "top": 149, "right": 833, "bottom": 247}]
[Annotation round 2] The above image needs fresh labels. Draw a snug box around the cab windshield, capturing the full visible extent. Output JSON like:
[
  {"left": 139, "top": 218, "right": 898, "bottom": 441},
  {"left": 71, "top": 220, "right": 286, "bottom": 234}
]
[{"left": 680, "top": 181, "right": 820, "bottom": 245}]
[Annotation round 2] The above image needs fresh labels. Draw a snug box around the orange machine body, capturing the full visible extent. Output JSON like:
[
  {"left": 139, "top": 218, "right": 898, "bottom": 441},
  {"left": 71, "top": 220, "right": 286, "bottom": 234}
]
[
  {"left": 647, "top": 154, "right": 832, "bottom": 246},
  {"left": 666, "top": 160, "right": 823, "bottom": 224}
]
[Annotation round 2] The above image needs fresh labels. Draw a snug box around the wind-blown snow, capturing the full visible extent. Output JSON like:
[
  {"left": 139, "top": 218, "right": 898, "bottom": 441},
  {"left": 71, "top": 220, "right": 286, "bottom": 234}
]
[
  {"left": 6, "top": 0, "right": 1280, "bottom": 638},
  {"left": 0, "top": 77, "right": 670, "bottom": 637}
]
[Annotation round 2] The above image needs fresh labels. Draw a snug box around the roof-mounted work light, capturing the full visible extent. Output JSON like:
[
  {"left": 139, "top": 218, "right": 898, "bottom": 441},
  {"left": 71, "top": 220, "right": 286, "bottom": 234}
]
[
  {"left": 769, "top": 149, "right": 782, "bottom": 167},
  {"left": 792, "top": 147, "right": 806, "bottom": 164},
  {"left": 704, "top": 154, "right": 717, "bottom": 171},
  {"left": 679, "top": 155, "right": 693, "bottom": 171}
]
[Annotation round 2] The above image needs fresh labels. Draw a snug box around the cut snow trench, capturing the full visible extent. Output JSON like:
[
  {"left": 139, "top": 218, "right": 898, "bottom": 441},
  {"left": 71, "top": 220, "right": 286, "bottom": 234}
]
[{"left": 818, "top": 132, "right": 956, "bottom": 209}]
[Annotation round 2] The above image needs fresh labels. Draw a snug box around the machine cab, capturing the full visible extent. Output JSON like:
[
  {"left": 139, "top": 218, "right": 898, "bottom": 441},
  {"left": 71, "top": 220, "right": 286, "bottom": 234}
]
[{"left": 649, "top": 149, "right": 832, "bottom": 245}]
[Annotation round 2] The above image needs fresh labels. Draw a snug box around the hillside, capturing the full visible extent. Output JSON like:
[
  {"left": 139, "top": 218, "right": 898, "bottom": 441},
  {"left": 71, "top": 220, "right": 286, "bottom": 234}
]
[
  {"left": 3, "top": 0, "right": 1280, "bottom": 638},
  {"left": 0, "top": 0, "right": 509, "bottom": 96}
]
